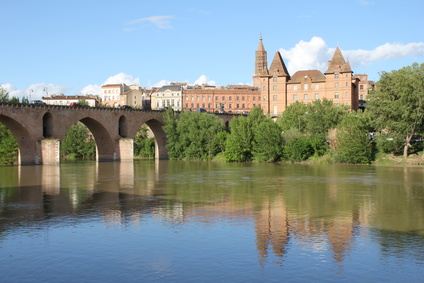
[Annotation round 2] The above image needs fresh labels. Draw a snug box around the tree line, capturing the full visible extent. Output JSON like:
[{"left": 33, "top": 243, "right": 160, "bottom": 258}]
[{"left": 0, "top": 62, "right": 423, "bottom": 164}]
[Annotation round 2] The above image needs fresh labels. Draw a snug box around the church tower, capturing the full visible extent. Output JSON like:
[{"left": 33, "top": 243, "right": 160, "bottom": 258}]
[
  {"left": 253, "top": 37, "right": 270, "bottom": 113},
  {"left": 324, "top": 47, "right": 356, "bottom": 108}
]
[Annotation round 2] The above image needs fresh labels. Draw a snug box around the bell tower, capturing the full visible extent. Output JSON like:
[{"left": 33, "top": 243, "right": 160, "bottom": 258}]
[{"left": 253, "top": 36, "right": 270, "bottom": 113}]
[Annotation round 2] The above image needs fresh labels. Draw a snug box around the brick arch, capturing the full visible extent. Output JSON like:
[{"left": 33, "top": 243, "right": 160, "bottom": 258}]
[{"left": 0, "top": 114, "right": 39, "bottom": 164}]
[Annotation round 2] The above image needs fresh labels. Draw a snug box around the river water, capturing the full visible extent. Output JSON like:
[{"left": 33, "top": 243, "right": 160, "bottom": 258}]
[{"left": 0, "top": 160, "right": 423, "bottom": 282}]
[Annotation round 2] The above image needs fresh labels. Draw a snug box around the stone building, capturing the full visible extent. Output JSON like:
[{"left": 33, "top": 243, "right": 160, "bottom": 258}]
[
  {"left": 253, "top": 37, "right": 373, "bottom": 115},
  {"left": 151, "top": 84, "right": 184, "bottom": 111}
]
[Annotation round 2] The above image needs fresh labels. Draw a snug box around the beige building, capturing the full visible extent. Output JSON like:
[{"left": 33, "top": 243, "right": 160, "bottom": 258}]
[
  {"left": 42, "top": 94, "right": 100, "bottom": 107},
  {"left": 253, "top": 37, "right": 373, "bottom": 115},
  {"left": 151, "top": 85, "right": 184, "bottom": 111},
  {"left": 101, "top": 83, "right": 152, "bottom": 109}
]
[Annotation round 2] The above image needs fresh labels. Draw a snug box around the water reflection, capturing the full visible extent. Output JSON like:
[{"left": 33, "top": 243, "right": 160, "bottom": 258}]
[{"left": 1, "top": 161, "right": 424, "bottom": 275}]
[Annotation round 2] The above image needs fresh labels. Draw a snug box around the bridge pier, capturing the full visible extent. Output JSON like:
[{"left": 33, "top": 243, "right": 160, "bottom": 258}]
[
  {"left": 40, "top": 139, "right": 61, "bottom": 164},
  {"left": 118, "top": 139, "right": 134, "bottom": 161}
]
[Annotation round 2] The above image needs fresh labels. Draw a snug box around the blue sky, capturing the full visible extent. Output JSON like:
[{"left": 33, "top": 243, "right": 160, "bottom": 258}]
[{"left": 1, "top": 0, "right": 423, "bottom": 100}]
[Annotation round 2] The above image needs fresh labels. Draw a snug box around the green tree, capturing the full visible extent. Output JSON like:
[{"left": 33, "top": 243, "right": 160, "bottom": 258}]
[
  {"left": 134, "top": 125, "right": 155, "bottom": 158},
  {"left": 61, "top": 122, "right": 96, "bottom": 159},
  {"left": 305, "top": 98, "right": 348, "bottom": 136},
  {"left": 225, "top": 116, "right": 254, "bottom": 161},
  {"left": 162, "top": 107, "right": 181, "bottom": 159},
  {"left": 0, "top": 85, "right": 10, "bottom": 102},
  {"left": 253, "top": 119, "right": 283, "bottom": 162},
  {"left": 367, "top": 62, "right": 424, "bottom": 157},
  {"left": 334, "top": 112, "right": 374, "bottom": 164},
  {"left": 78, "top": 99, "right": 89, "bottom": 106},
  {"left": 0, "top": 123, "right": 18, "bottom": 164},
  {"left": 277, "top": 101, "right": 308, "bottom": 132}
]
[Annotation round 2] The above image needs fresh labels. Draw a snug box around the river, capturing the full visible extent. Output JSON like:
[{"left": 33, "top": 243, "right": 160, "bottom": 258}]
[{"left": 0, "top": 160, "right": 423, "bottom": 282}]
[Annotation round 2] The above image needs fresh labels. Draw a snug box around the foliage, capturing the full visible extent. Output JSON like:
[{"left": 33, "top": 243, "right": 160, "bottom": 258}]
[
  {"left": 134, "top": 125, "right": 155, "bottom": 158},
  {"left": 61, "top": 122, "right": 96, "bottom": 159},
  {"left": 0, "top": 85, "right": 10, "bottom": 102},
  {"left": 163, "top": 108, "right": 226, "bottom": 160},
  {"left": 304, "top": 98, "right": 349, "bottom": 136},
  {"left": 374, "top": 132, "right": 404, "bottom": 155},
  {"left": 0, "top": 123, "right": 18, "bottom": 164},
  {"left": 252, "top": 119, "right": 283, "bottom": 162},
  {"left": 277, "top": 101, "right": 308, "bottom": 132},
  {"left": 78, "top": 99, "right": 89, "bottom": 106},
  {"left": 333, "top": 112, "right": 374, "bottom": 164},
  {"left": 283, "top": 136, "right": 316, "bottom": 162},
  {"left": 367, "top": 62, "right": 424, "bottom": 157}
]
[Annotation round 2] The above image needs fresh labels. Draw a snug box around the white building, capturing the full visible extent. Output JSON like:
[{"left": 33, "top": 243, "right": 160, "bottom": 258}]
[{"left": 151, "top": 85, "right": 183, "bottom": 111}]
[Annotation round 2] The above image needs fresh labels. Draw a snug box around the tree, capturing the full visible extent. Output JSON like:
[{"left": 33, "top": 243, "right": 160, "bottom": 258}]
[
  {"left": 304, "top": 98, "right": 348, "bottom": 136},
  {"left": 0, "top": 123, "right": 18, "bottom": 164},
  {"left": 277, "top": 101, "right": 308, "bottom": 132},
  {"left": 61, "top": 122, "right": 96, "bottom": 159},
  {"left": 162, "top": 107, "right": 181, "bottom": 159},
  {"left": 334, "top": 112, "right": 374, "bottom": 164},
  {"left": 134, "top": 125, "right": 155, "bottom": 158},
  {"left": 78, "top": 99, "right": 89, "bottom": 106},
  {"left": 367, "top": 63, "right": 424, "bottom": 157},
  {"left": 253, "top": 119, "right": 283, "bottom": 162},
  {"left": 224, "top": 116, "right": 254, "bottom": 161},
  {"left": 0, "top": 85, "right": 10, "bottom": 102}
]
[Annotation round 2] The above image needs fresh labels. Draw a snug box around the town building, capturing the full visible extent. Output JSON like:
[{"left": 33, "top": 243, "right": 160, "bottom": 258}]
[
  {"left": 101, "top": 83, "right": 152, "bottom": 109},
  {"left": 151, "top": 84, "right": 184, "bottom": 111},
  {"left": 42, "top": 94, "right": 100, "bottom": 107},
  {"left": 182, "top": 84, "right": 261, "bottom": 113},
  {"left": 253, "top": 37, "right": 374, "bottom": 115}
]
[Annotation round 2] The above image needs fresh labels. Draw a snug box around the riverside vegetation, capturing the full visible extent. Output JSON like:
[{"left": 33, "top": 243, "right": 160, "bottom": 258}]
[{"left": 0, "top": 63, "right": 423, "bottom": 165}]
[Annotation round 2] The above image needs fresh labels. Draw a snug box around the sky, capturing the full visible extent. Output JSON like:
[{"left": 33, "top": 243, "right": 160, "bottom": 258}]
[{"left": 1, "top": 0, "right": 424, "bottom": 100}]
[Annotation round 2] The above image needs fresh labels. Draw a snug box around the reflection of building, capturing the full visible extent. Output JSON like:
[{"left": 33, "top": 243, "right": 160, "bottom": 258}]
[
  {"left": 254, "top": 197, "right": 289, "bottom": 264},
  {"left": 101, "top": 83, "right": 152, "bottom": 109},
  {"left": 253, "top": 37, "right": 374, "bottom": 115}
]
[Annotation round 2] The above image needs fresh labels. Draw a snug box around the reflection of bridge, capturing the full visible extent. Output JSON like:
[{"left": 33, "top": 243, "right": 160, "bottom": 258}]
[{"left": 0, "top": 103, "right": 234, "bottom": 165}]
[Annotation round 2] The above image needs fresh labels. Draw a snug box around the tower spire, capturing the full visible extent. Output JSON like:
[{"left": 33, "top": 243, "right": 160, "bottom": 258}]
[{"left": 255, "top": 36, "right": 268, "bottom": 76}]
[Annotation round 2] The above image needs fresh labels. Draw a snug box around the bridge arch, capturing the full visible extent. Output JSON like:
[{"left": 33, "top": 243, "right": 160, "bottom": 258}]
[
  {"left": 79, "top": 117, "right": 118, "bottom": 161},
  {"left": 0, "top": 114, "right": 39, "bottom": 164}
]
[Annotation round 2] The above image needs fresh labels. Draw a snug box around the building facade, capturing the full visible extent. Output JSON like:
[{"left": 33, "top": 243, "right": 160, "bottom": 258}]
[
  {"left": 101, "top": 83, "right": 152, "bottom": 109},
  {"left": 42, "top": 94, "right": 100, "bottom": 107},
  {"left": 253, "top": 37, "right": 373, "bottom": 115},
  {"left": 182, "top": 85, "right": 261, "bottom": 113},
  {"left": 151, "top": 85, "right": 184, "bottom": 111}
]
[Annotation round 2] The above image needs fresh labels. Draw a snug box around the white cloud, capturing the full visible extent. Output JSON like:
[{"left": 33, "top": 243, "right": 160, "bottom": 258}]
[
  {"left": 343, "top": 42, "right": 424, "bottom": 67},
  {"left": 125, "top": 16, "right": 175, "bottom": 30},
  {"left": 193, "top": 75, "right": 216, "bottom": 86},
  {"left": 103, "top": 72, "right": 140, "bottom": 86},
  {"left": 1, "top": 83, "right": 67, "bottom": 100},
  {"left": 278, "top": 37, "right": 424, "bottom": 74},
  {"left": 80, "top": 84, "right": 102, "bottom": 95},
  {"left": 152, "top": 80, "right": 171, "bottom": 88},
  {"left": 278, "top": 37, "right": 331, "bottom": 74}
]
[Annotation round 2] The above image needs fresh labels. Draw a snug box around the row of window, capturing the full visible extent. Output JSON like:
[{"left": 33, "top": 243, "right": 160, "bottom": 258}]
[
  {"left": 156, "top": 92, "right": 181, "bottom": 97},
  {"left": 292, "top": 92, "right": 349, "bottom": 101},
  {"left": 184, "top": 103, "right": 256, "bottom": 109},
  {"left": 155, "top": 99, "right": 181, "bottom": 108},
  {"left": 184, "top": 96, "right": 260, "bottom": 102}
]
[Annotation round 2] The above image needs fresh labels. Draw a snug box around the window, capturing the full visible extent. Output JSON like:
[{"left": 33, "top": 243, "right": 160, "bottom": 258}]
[
  {"left": 335, "top": 74, "right": 339, "bottom": 79},
  {"left": 215, "top": 96, "right": 219, "bottom": 101},
  {"left": 236, "top": 96, "right": 240, "bottom": 101},
  {"left": 335, "top": 83, "right": 339, "bottom": 88},
  {"left": 345, "top": 92, "right": 349, "bottom": 98},
  {"left": 242, "top": 96, "right": 245, "bottom": 101},
  {"left": 335, "top": 92, "right": 339, "bottom": 99},
  {"left": 304, "top": 94, "right": 308, "bottom": 100},
  {"left": 186, "top": 103, "right": 188, "bottom": 108},
  {"left": 273, "top": 86, "right": 277, "bottom": 91},
  {"left": 229, "top": 104, "right": 232, "bottom": 108},
  {"left": 315, "top": 84, "right": 319, "bottom": 90},
  {"left": 360, "top": 85, "right": 364, "bottom": 90},
  {"left": 360, "top": 95, "right": 364, "bottom": 100},
  {"left": 186, "top": 96, "right": 189, "bottom": 101},
  {"left": 293, "top": 94, "right": 297, "bottom": 101},
  {"left": 303, "top": 83, "right": 308, "bottom": 90},
  {"left": 273, "top": 95, "right": 277, "bottom": 101},
  {"left": 197, "top": 96, "right": 200, "bottom": 101},
  {"left": 346, "top": 82, "right": 348, "bottom": 87},
  {"left": 253, "top": 97, "right": 256, "bottom": 101},
  {"left": 273, "top": 77, "right": 277, "bottom": 82},
  {"left": 315, "top": 93, "right": 319, "bottom": 100},
  {"left": 236, "top": 104, "right": 239, "bottom": 108},
  {"left": 242, "top": 104, "right": 245, "bottom": 108},
  {"left": 222, "top": 96, "right": 225, "bottom": 101},
  {"left": 293, "top": 85, "right": 298, "bottom": 90},
  {"left": 229, "top": 96, "right": 232, "bottom": 101}
]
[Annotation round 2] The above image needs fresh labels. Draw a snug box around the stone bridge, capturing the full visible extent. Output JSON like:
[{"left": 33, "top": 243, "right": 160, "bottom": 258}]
[{"left": 0, "top": 103, "right": 234, "bottom": 165}]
